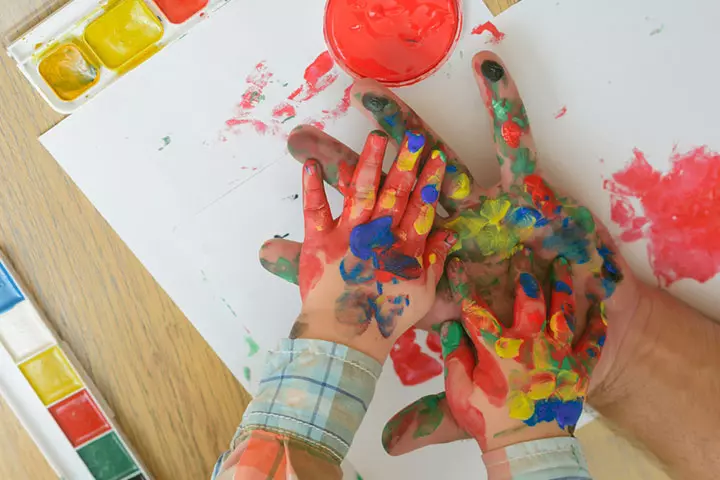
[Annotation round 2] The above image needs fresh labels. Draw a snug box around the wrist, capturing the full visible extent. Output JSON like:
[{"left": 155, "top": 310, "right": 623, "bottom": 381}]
[
  {"left": 291, "top": 311, "right": 397, "bottom": 362},
  {"left": 485, "top": 422, "right": 569, "bottom": 452}
]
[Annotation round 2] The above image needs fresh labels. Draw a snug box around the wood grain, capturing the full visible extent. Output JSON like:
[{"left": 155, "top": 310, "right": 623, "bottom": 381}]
[{"left": 0, "top": 0, "right": 669, "bottom": 479}]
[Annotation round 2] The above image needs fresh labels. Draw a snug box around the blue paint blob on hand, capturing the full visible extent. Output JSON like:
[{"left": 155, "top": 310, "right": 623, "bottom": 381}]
[
  {"left": 554, "top": 280, "right": 573, "bottom": 295},
  {"left": 447, "top": 164, "right": 458, "bottom": 173},
  {"left": 339, "top": 259, "right": 375, "bottom": 284},
  {"left": 377, "top": 250, "right": 422, "bottom": 280},
  {"left": 406, "top": 132, "right": 425, "bottom": 153},
  {"left": 420, "top": 185, "right": 439, "bottom": 204},
  {"left": 350, "top": 217, "right": 394, "bottom": 260},
  {"left": 555, "top": 400, "right": 584, "bottom": 430},
  {"left": 507, "top": 207, "right": 545, "bottom": 229},
  {"left": 519, "top": 272, "right": 541, "bottom": 299},
  {"left": 542, "top": 221, "right": 591, "bottom": 264}
]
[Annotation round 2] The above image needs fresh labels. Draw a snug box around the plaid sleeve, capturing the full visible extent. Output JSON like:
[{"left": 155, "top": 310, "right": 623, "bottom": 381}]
[
  {"left": 212, "top": 339, "right": 382, "bottom": 479},
  {"left": 483, "top": 437, "right": 592, "bottom": 479}
]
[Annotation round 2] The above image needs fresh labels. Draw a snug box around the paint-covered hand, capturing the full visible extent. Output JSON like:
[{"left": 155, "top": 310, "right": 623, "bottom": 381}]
[
  {"left": 291, "top": 130, "right": 456, "bottom": 361},
  {"left": 382, "top": 252, "right": 607, "bottom": 455}
]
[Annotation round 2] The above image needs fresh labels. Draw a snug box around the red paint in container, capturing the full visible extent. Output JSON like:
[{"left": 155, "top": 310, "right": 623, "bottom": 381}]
[
  {"left": 324, "top": 0, "right": 462, "bottom": 86},
  {"left": 154, "top": 0, "right": 208, "bottom": 24}
]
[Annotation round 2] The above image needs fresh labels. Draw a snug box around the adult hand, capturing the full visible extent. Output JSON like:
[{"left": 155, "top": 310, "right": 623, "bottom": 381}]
[{"left": 291, "top": 130, "right": 456, "bottom": 361}]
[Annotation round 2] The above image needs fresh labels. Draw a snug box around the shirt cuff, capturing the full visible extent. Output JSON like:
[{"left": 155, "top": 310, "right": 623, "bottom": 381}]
[
  {"left": 483, "top": 437, "right": 592, "bottom": 480},
  {"left": 238, "top": 339, "right": 383, "bottom": 462}
]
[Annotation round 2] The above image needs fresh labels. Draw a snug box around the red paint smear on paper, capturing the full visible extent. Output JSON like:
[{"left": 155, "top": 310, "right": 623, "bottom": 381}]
[
  {"left": 471, "top": 21, "right": 505, "bottom": 44},
  {"left": 605, "top": 146, "right": 720, "bottom": 286},
  {"left": 224, "top": 52, "right": 351, "bottom": 138},
  {"left": 554, "top": 106, "right": 568, "bottom": 119},
  {"left": 288, "top": 52, "right": 338, "bottom": 102},
  {"left": 390, "top": 328, "right": 443, "bottom": 386},
  {"left": 324, "top": 0, "right": 460, "bottom": 85}
]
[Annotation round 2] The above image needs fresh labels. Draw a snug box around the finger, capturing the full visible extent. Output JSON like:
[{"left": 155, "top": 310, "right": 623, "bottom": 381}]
[
  {"left": 338, "top": 131, "right": 387, "bottom": 229},
  {"left": 423, "top": 230, "right": 458, "bottom": 285},
  {"left": 573, "top": 303, "right": 608, "bottom": 393},
  {"left": 511, "top": 249, "right": 547, "bottom": 336},
  {"left": 548, "top": 257, "right": 576, "bottom": 346},
  {"left": 287, "top": 125, "right": 359, "bottom": 195},
  {"left": 258, "top": 238, "right": 301, "bottom": 285},
  {"left": 447, "top": 257, "right": 503, "bottom": 338},
  {"left": 472, "top": 51, "right": 539, "bottom": 190},
  {"left": 372, "top": 131, "right": 426, "bottom": 225},
  {"left": 302, "top": 160, "right": 333, "bottom": 238},
  {"left": 351, "top": 78, "right": 487, "bottom": 215},
  {"left": 441, "top": 321, "right": 488, "bottom": 446},
  {"left": 381, "top": 392, "right": 469, "bottom": 456},
  {"left": 398, "top": 149, "right": 447, "bottom": 256}
]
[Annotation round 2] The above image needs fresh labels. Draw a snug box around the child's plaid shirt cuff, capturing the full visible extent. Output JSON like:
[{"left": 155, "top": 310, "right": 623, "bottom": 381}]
[{"left": 239, "top": 339, "right": 383, "bottom": 462}]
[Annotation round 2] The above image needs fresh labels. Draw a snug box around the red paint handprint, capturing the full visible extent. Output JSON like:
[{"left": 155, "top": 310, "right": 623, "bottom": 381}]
[{"left": 605, "top": 146, "right": 720, "bottom": 286}]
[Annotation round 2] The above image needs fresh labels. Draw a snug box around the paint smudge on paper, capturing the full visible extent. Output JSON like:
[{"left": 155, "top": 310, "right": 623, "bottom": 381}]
[
  {"left": 274, "top": 233, "right": 290, "bottom": 239},
  {"left": 471, "top": 22, "right": 505, "bottom": 44},
  {"left": 158, "top": 135, "right": 171, "bottom": 151},
  {"left": 245, "top": 335, "right": 260, "bottom": 356},
  {"left": 649, "top": 25, "right": 665, "bottom": 36},
  {"left": 604, "top": 146, "right": 720, "bottom": 286},
  {"left": 554, "top": 106, "right": 568, "bottom": 119},
  {"left": 243, "top": 367, "right": 251, "bottom": 382},
  {"left": 223, "top": 51, "right": 350, "bottom": 139},
  {"left": 390, "top": 328, "right": 443, "bottom": 386}
]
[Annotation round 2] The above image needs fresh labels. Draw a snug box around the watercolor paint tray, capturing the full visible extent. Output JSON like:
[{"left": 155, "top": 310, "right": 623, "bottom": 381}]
[
  {"left": 0, "top": 252, "right": 151, "bottom": 479},
  {"left": 7, "top": 0, "right": 233, "bottom": 114}
]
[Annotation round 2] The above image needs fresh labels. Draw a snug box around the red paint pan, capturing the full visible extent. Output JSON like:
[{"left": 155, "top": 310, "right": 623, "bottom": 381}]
[{"left": 324, "top": 0, "right": 463, "bottom": 87}]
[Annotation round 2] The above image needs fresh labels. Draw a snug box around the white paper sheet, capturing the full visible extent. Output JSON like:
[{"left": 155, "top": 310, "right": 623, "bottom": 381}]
[{"left": 40, "top": 0, "right": 720, "bottom": 477}]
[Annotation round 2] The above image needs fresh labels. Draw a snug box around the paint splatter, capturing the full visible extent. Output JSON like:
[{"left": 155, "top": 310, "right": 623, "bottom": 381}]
[
  {"left": 390, "top": 328, "right": 443, "bottom": 386},
  {"left": 554, "top": 106, "right": 568, "bottom": 119},
  {"left": 471, "top": 21, "right": 506, "bottom": 44},
  {"left": 605, "top": 146, "right": 720, "bottom": 286},
  {"left": 245, "top": 336, "right": 260, "bottom": 357},
  {"left": 650, "top": 25, "right": 665, "bottom": 36},
  {"left": 243, "top": 366, "right": 251, "bottom": 382},
  {"left": 282, "top": 194, "right": 299, "bottom": 201},
  {"left": 273, "top": 233, "right": 290, "bottom": 239},
  {"left": 223, "top": 52, "right": 350, "bottom": 139},
  {"left": 158, "top": 135, "right": 171, "bottom": 151}
]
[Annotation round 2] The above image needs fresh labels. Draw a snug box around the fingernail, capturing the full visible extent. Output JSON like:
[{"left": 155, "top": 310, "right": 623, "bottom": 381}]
[
  {"left": 480, "top": 60, "right": 505, "bottom": 82},
  {"left": 362, "top": 93, "right": 389, "bottom": 113},
  {"left": 445, "top": 232, "right": 458, "bottom": 246},
  {"left": 441, "top": 322, "right": 463, "bottom": 358},
  {"left": 305, "top": 163, "right": 316, "bottom": 175},
  {"left": 406, "top": 131, "right": 425, "bottom": 154},
  {"left": 431, "top": 149, "right": 447, "bottom": 163}
]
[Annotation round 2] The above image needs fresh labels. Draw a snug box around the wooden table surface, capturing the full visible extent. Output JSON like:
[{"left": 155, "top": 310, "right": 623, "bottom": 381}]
[{"left": 0, "top": 0, "right": 671, "bottom": 478}]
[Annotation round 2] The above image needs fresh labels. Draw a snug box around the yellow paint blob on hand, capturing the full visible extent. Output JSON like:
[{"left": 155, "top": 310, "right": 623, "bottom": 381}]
[
  {"left": 481, "top": 199, "right": 511, "bottom": 227},
  {"left": 39, "top": 43, "right": 99, "bottom": 101},
  {"left": 379, "top": 190, "right": 397, "bottom": 210},
  {"left": 449, "top": 173, "right": 471, "bottom": 200},
  {"left": 19, "top": 346, "right": 83, "bottom": 405},
  {"left": 495, "top": 337, "right": 523, "bottom": 359},
  {"left": 556, "top": 370, "right": 581, "bottom": 401},
  {"left": 527, "top": 370, "right": 557, "bottom": 400},
  {"left": 508, "top": 391, "right": 534, "bottom": 421},
  {"left": 428, "top": 253, "right": 437, "bottom": 265},
  {"left": 413, "top": 204, "right": 434, "bottom": 235},
  {"left": 85, "top": 0, "right": 164, "bottom": 69},
  {"left": 397, "top": 149, "right": 420, "bottom": 171}
]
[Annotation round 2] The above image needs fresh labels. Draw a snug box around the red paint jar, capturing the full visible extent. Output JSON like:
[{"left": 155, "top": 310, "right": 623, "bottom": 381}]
[{"left": 324, "top": 0, "right": 463, "bottom": 87}]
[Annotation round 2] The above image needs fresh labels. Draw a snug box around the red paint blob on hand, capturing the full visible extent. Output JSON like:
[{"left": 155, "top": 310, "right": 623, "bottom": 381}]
[
  {"left": 472, "top": 340, "right": 508, "bottom": 407},
  {"left": 524, "top": 174, "right": 560, "bottom": 219},
  {"left": 324, "top": 0, "right": 461, "bottom": 86},
  {"left": 391, "top": 328, "right": 443, "bottom": 385},
  {"left": 501, "top": 120, "right": 523, "bottom": 148},
  {"left": 606, "top": 147, "right": 720, "bottom": 286}
]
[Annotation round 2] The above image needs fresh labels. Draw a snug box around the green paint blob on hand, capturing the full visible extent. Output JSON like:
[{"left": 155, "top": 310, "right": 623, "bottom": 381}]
[
  {"left": 511, "top": 148, "right": 536, "bottom": 177},
  {"left": 570, "top": 206, "right": 596, "bottom": 233},
  {"left": 413, "top": 393, "right": 446, "bottom": 439},
  {"left": 441, "top": 322, "right": 464, "bottom": 359},
  {"left": 260, "top": 256, "right": 299, "bottom": 285}
]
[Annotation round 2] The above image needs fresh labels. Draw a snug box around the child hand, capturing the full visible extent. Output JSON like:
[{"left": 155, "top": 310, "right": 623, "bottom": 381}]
[{"left": 291, "top": 130, "right": 457, "bottom": 361}]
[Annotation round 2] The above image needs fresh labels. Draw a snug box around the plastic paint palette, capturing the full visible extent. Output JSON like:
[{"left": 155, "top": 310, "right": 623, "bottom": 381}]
[
  {"left": 0, "top": 254, "right": 150, "bottom": 480},
  {"left": 7, "top": 0, "right": 231, "bottom": 114}
]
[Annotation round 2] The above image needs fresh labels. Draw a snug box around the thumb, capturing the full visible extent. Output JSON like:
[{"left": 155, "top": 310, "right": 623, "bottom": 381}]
[
  {"left": 381, "top": 392, "right": 470, "bottom": 456},
  {"left": 259, "top": 238, "right": 302, "bottom": 285},
  {"left": 424, "top": 230, "right": 458, "bottom": 284}
]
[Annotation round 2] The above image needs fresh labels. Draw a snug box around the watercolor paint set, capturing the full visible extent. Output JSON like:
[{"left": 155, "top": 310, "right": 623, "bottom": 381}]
[
  {"left": 0, "top": 253, "right": 150, "bottom": 480},
  {"left": 7, "top": 0, "right": 233, "bottom": 114}
]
